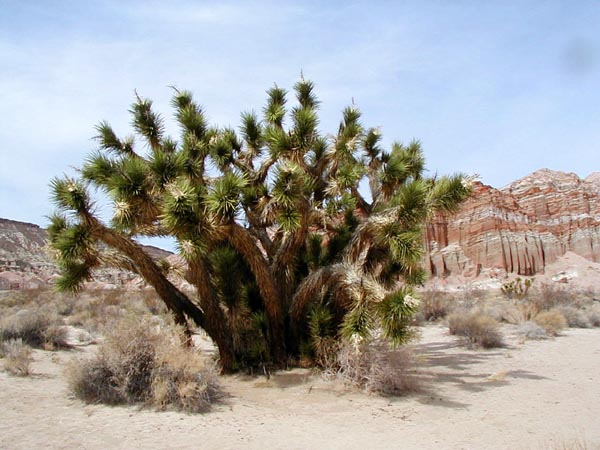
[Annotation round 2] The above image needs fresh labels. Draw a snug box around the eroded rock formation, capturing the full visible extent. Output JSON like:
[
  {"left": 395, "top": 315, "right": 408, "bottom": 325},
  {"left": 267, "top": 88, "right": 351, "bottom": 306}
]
[{"left": 426, "top": 169, "right": 600, "bottom": 278}]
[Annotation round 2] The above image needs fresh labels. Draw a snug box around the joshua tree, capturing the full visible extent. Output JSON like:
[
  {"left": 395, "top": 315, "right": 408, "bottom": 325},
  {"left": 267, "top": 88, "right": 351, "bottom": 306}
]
[{"left": 49, "top": 78, "right": 471, "bottom": 372}]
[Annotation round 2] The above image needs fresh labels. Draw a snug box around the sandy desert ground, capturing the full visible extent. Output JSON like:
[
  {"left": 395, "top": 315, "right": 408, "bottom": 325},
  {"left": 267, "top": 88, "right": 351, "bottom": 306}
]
[{"left": 1, "top": 324, "right": 599, "bottom": 450}]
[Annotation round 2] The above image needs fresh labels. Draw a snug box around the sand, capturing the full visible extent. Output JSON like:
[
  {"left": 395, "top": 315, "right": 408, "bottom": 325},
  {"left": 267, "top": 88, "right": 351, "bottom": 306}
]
[{"left": 1, "top": 325, "right": 599, "bottom": 450}]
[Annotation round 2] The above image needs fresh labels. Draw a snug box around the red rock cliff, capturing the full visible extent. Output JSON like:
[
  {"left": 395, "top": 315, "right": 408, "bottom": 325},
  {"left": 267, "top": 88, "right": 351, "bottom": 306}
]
[{"left": 426, "top": 169, "right": 600, "bottom": 277}]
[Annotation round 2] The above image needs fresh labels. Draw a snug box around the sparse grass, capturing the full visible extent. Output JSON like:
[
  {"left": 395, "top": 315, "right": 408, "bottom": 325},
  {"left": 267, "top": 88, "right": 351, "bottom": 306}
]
[
  {"left": 534, "top": 309, "right": 567, "bottom": 336},
  {"left": 334, "top": 340, "right": 421, "bottom": 395},
  {"left": 447, "top": 310, "right": 504, "bottom": 348},
  {"left": 1, "top": 339, "right": 33, "bottom": 376},
  {"left": 548, "top": 436, "right": 600, "bottom": 450},
  {"left": 67, "top": 316, "right": 221, "bottom": 413}
]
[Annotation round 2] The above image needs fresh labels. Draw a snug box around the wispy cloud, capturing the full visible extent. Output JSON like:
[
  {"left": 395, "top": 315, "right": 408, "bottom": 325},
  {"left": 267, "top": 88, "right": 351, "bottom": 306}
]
[
  {"left": 116, "top": 0, "right": 306, "bottom": 26},
  {"left": 1, "top": 0, "right": 599, "bottom": 229}
]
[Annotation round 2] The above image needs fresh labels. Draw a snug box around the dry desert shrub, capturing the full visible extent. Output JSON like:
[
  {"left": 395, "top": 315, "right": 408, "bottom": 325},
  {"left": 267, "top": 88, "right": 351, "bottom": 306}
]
[
  {"left": 587, "top": 306, "right": 600, "bottom": 327},
  {"left": 414, "top": 290, "right": 454, "bottom": 323},
  {"left": 534, "top": 309, "right": 567, "bottom": 336},
  {"left": 333, "top": 340, "right": 421, "bottom": 396},
  {"left": 447, "top": 310, "right": 504, "bottom": 348},
  {"left": 516, "top": 321, "right": 548, "bottom": 340},
  {"left": 67, "top": 316, "right": 221, "bottom": 413},
  {"left": 458, "top": 287, "right": 489, "bottom": 304},
  {"left": 312, "top": 336, "right": 341, "bottom": 369},
  {"left": 1, "top": 339, "right": 33, "bottom": 376},
  {"left": 500, "top": 301, "right": 540, "bottom": 324},
  {"left": 535, "top": 283, "right": 574, "bottom": 309},
  {"left": 0, "top": 309, "right": 69, "bottom": 349},
  {"left": 68, "top": 289, "right": 168, "bottom": 334},
  {"left": 151, "top": 341, "right": 222, "bottom": 413},
  {"left": 556, "top": 305, "right": 592, "bottom": 328}
]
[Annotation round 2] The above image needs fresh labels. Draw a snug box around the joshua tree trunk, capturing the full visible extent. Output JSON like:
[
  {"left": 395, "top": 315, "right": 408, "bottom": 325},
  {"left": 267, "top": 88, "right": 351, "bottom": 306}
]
[
  {"left": 226, "top": 223, "right": 286, "bottom": 364},
  {"left": 87, "top": 218, "right": 237, "bottom": 371}
]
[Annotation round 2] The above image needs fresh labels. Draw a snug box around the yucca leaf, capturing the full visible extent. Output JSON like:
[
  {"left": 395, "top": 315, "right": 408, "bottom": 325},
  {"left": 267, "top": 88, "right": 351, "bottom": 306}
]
[
  {"left": 264, "top": 125, "right": 291, "bottom": 158},
  {"left": 340, "top": 299, "right": 374, "bottom": 342},
  {"left": 81, "top": 152, "right": 116, "bottom": 186},
  {"left": 294, "top": 79, "right": 319, "bottom": 109},
  {"left": 46, "top": 213, "right": 68, "bottom": 245},
  {"left": 54, "top": 223, "right": 93, "bottom": 260},
  {"left": 56, "top": 259, "right": 92, "bottom": 293},
  {"left": 240, "top": 111, "right": 263, "bottom": 153},
  {"left": 162, "top": 179, "right": 199, "bottom": 232},
  {"left": 130, "top": 95, "right": 164, "bottom": 150},
  {"left": 109, "top": 157, "right": 150, "bottom": 199},
  {"left": 427, "top": 173, "right": 472, "bottom": 214},
  {"left": 206, "top": 172, "right": 247, "bottom": 220},
  {"left": 292, "top": 106, "right": 318, "bottom": 148},
  {"left": 50, "top": 177, "right": 91, "bottom": 214},
  {"left": 278, "top": 208, "right": 301, "bottom": 232},
  {"left": 148, "top": 148, "right": 185, "bottom": 186},
  {"left": 309, "top": 304, "right": 333, "bottom": 340},
  {"left": 177, "top": 102, "right": 207, "bottom": 139},
  {"left": 263, "top": 85, "right": 287, "bottom": 126},
  {"left": 378, "top": 288, "right": 419, "bottom": 346},
  {"left": 362, "top": 128, "right": 382, "bottom": 159}
]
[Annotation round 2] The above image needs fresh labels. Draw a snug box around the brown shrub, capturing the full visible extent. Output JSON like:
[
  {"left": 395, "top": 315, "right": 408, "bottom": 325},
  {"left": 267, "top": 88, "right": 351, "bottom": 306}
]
[
  {"left": 334, "top": 340, "right": 421, "bottom": 395},
  {"left": 0, "top": 309, "right": 68, "bottom": 349},
  {"left": 1, "top": 339, "right": 33, "bottom": 376},
  {"left": 415, "top": 290, "right": 454, "bottom": 323},
  {"left": 534, "top": 309, "right": 567, "bottom": 336},
  {"left": 312, "top": 336, "right": 340, "bottom": 370},
  {"left": 447, "top": 310, "right": 504, "bottom": 348},
  {"left": 68, "top": 289, "right": 169, "bottom": 335},
  {"left": 587, "top": 307, "right": 600, "bottom": 327},
  {"left": 535, "top": 283, "right": 574, "bottom": 310},
  {"left": 151, "top": 342, "right": 221, "bottom": 413},
  {"left": 557, "top": 306, "right": 592, "bottom": 328},
  {"left": 67, "top": 353, "right": 123, "bottom": 404},
  {"left": 500, "top": 302, "right": 540, "bottom": 324},
  {"left": 67, "top": 316, "right": 221, "bottom": 413},
  {"left": 516, "top": 321, "right": 548, "bottom": 340}
]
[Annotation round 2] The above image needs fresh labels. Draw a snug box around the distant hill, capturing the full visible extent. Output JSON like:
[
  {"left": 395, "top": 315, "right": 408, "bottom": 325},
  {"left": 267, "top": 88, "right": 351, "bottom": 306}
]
[
  {"left": 2, "top": 168, "right": 600, "bottom": 291},
  {"left": 0, "top": 218, "right": 171, "bottom": 290}
]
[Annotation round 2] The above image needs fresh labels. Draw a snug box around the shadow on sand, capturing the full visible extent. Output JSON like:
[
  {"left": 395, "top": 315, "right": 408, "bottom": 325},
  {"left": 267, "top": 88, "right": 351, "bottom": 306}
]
[{"left": 404, "top": 338, "right": 547, "bottom": 409}]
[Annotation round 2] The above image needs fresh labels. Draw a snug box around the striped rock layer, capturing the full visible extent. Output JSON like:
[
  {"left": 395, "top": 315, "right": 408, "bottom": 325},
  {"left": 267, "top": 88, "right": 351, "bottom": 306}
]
[{"left": 426, "top": 169, "right": 600, "bottom": 278}]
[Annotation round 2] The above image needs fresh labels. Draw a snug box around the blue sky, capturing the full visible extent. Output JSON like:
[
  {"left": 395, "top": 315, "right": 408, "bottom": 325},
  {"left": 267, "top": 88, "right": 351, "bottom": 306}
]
[{"left": 1, "top": 1, "right": 599, "bottom": 231}]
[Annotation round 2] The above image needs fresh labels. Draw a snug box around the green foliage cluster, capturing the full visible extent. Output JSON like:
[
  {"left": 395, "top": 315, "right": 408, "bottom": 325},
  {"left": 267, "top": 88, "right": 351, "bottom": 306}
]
[{"left": 49, "top": 78, "right": 471, "bottom": 371}]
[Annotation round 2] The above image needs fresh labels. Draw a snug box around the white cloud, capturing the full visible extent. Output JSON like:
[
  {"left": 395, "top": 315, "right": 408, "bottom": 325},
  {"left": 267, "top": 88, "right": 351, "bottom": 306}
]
[{"left": 1, "top": 0, "right": 599, "bottom": 231}]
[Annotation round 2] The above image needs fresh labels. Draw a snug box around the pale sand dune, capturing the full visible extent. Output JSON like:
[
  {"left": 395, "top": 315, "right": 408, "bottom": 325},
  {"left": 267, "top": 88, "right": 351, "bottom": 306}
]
[{"left": 1, "top": 325, "right": 599, "bottom": 450}]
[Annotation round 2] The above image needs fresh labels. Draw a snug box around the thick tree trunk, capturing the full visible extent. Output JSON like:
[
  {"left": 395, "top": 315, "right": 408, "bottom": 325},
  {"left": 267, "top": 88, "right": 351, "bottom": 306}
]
[
  {"left": 226, "top": 223, "right": 286, "bottom": 364},
  {"left": 186, "top": 258, "right": 237, "bottom": 373},
  {"left": 86, "top": 218, "right": 236, "bottom": 371}
]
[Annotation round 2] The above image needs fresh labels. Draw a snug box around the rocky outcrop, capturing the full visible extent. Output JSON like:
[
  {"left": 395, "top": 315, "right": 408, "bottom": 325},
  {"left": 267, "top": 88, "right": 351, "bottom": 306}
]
[
  {"left": 0, "top": 218, "right": 172, "bottom": 290},
  {"left": 426, "top": 169, "right": 600, "bottom": 278}
]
